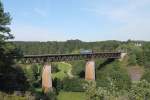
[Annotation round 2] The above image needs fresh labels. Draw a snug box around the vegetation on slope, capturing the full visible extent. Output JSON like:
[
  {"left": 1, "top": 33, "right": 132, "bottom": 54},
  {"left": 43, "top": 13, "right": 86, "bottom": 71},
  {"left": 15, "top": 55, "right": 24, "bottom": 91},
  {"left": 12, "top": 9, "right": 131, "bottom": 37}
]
[
  {"left": 57, "top": 92, "right": 86, "bottom": 100},
  {"left": 52, "top": 62, "right": 73, "bottom": 80},
  {"left": 0, "top": 0, "right": 150, "bottom": 99}
]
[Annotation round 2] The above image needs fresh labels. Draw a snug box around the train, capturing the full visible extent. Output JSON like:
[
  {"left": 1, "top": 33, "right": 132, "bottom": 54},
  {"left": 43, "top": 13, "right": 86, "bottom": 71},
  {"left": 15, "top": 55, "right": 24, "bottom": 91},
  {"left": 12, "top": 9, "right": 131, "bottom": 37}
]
[{"left": 80, "top": 49, "right": 93, "bottom": 54}]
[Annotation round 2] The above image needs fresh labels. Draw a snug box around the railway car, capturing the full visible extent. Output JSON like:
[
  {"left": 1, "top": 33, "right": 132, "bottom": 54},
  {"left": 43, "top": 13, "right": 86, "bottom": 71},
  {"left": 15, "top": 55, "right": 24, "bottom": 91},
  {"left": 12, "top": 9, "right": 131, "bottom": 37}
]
[{"left": 80, "top": 49, "right": 93, "bottom": 54}]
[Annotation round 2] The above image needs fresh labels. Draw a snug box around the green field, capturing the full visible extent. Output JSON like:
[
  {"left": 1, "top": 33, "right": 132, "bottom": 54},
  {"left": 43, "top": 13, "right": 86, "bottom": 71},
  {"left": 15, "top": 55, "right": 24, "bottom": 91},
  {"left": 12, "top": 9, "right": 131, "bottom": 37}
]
[
  {"left": 57, "top": 92, "right": 86, "bottom": 100},
  {"left": 52, "top": 62, "right": 72, "bottom": 80}
]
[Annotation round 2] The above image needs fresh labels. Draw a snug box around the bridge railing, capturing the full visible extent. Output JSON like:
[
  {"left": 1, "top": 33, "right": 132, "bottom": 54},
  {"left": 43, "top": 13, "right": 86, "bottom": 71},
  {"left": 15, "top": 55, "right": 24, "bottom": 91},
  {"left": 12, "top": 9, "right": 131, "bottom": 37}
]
[{"left": 17, "top": 52, "right": 121, "bottom": 64}]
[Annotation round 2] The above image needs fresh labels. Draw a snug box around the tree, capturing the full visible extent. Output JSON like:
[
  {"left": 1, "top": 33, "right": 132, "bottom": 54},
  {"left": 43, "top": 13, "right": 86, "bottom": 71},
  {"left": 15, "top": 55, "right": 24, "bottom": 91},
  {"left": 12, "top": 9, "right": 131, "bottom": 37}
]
[
  {"left": 143, "top": 42, "right": 150, "bottom": 67},
  {"left": 0, "top": 1, "right": 16, "bottom": 72},
  {"left": 0, "top": 1, "right": 12, "bottom": 39},
  {"left": 96, "top": 61, "right": 131, "bottom": 91},
  {"left": 128, "top": 53, "right": 137, "bottom": 65},
  {"left": 84, "top": 81, "right": 124, "bottom": 100},
  {"left": 0, "top": 1, "right": 27, "bottom": 92},
  {"left": 128, "top": 80, "right": 150, "bottom": 100},
  {"left": 141, "top": 70, "right": 150, "bottom": 83},
  {"left": 63, "top": 77, "right": 86, "bottom": 92}
]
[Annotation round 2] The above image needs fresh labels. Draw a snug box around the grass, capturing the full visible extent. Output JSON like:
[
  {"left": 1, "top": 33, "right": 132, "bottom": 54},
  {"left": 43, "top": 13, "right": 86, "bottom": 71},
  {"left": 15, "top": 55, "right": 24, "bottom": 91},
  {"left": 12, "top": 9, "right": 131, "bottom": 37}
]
[
  {"left": 0, "top": 91, "right": 27, "bottom": 100},
  {"left": 57, "top": 91, "right": 86, "bottom": 100},
  {"left": 34, "top": 88, "right": 42, "bottom": 93},
  {"left": 52, "top": 62, "right": 72, "bottom": 80}
]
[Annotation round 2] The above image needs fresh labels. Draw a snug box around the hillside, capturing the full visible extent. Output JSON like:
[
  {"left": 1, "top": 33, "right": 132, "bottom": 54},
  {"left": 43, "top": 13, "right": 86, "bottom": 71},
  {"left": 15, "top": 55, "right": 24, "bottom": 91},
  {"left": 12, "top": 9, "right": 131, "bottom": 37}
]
[{"left": 1, "top": 40, "right": 150, "bottom": 100}]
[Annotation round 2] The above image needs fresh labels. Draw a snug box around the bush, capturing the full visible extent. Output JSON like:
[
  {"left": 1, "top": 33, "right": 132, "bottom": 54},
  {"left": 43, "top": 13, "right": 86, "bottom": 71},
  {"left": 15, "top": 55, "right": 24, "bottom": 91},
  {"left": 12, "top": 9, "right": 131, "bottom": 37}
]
[
  {"left": 128, "top": 80, "right": 150, "bottom": 100},
  {"left": 141, "top": 70, "right": 150, "bottom": 82},
  {"left": 143, "top": 43, "right": 150, "bottom": 67},
  {"left": 41, "top": 91, "right": 57, "bottom": 100},
  {"left": 23, "top": 64, "right": 42, "bottom": 91},
  {"left": 63, "top": 77, "right": 86, "bottom": 92},
  {"left": 0, "top": 91, "right": 27, "bottom": 100},
  {"left": 53, "top": 78, "right": 63, "bottom": 94},
  {"left": 46, "top": 91, "right": 57, "bottom": 100},
  {"left": 96, "top": 61, "right": 131, "bottom": 92},
  {"left": 23, "top": 65, "right": 36, "bottom": 90},
  {"left": 70, "top": 61, "right": 85, "bottom": 78},
  {"left": 85, "top": 80, "right": 150, "bottom": 100},
  {"left": 128, "top": 53, "right": 137, "bottom": 65},
  {"left": 84, "top": 81, "right": 124, "bottom": 100}
]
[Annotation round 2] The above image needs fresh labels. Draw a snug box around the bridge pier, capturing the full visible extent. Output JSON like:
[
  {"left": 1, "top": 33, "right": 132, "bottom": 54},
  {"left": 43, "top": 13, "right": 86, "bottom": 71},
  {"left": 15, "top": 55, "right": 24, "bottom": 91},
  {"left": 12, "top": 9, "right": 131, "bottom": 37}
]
[
  {"left": 42, "top": 64, "right": 52, "bottom": 93},
  {"left": 85, "top": 60, "right": 95, "bottom": 80}
]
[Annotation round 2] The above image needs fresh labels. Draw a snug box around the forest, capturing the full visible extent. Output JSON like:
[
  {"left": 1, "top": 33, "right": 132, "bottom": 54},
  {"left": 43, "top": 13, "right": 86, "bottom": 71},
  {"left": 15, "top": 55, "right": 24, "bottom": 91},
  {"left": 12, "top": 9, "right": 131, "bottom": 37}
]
[
  {"left": 1, "top": 40, "right": 150, "bottom": 100},
  {"left": 1, "top": 0, "right": 150, "bottom": 100}
]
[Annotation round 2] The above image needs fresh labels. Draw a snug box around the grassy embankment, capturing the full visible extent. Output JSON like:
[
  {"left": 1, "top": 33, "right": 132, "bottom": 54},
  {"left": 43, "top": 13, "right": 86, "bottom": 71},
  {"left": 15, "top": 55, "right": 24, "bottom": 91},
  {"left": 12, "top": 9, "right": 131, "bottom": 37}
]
[
  {"left": 52, "top": 62, "right": 85, "bottom": 100},
  {"left": 52, "top": 62, "right": 73, "bottom": 80},
  {"left": 57, "top": 91, "right": 86, "bottom": 100}
]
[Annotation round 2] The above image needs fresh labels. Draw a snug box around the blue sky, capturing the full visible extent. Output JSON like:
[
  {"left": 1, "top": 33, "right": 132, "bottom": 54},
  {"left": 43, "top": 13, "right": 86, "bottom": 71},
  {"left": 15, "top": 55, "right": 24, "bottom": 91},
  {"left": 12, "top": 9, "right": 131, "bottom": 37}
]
[{"left": 2, "top": 0, "right": 150, "bottom": 41}]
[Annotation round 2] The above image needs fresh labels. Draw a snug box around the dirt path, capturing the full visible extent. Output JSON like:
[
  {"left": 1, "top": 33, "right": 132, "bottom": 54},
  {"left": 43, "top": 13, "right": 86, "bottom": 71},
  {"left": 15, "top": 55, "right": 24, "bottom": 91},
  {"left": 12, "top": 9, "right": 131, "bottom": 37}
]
[{"left": 127, "top": 66, "right": 144, "bottom": 81}]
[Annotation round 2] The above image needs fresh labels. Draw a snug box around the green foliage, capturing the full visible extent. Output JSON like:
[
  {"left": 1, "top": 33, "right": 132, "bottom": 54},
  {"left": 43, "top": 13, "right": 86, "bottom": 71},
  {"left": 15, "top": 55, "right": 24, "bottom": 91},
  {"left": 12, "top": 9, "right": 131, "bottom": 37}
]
[
  {"left": 52, "top": 62, "right": 72, "bottom": 80},
  {"left": 84, "top": 81, "right": 124, "bottom": 100},
  {"left": 134, "top": 47, "right": 144, "bottom": 65},
  {"left": 84, "top": 80, "right": 150, "bottom": 100},
  {"left": 24, "top": 66, "right": 36, "bottom": 84},
  {"left": 63, "top": 78, "right": 86, "bottom": 92},
  {"left": 84, "top": 81, "right": 100, "bottom": 100},
  {"left": 53, "top": 78, "right": 63, "bottom": 94},
  {"left": 143, "top": 42, "right": 150, "bottom": 67},
  {"left": 23, "top": 64, "right": 42, "bottom": 91},
  {"left": 128, "top": 80, "right": 150, "bottom": 100},
  {"left": 96, "top": 61, "right": 131, "bottom": 92},
  {"left": 125, "top": 42, "right": 150, "bottom": 67},
  {"left": 0, "top": 91, "right": 35, "bottom": 100},
  {"left": 44, "top": 91, "right": 57, "bottom": 100},
  {"left": 124, "top": 41, "right": 150, "bottom": 67},
  {"left": 126, "top": 43, "right": 143, "bottom": 66},
  {"left": 31, "top": 64, "right": 42, "bottom": 87},
  {"left": 116, "top": 41, "right": 145, "bottom": 66},
  {"left": 70, "top": 60, "right": 85, "bottom": 78},
  {"left": 0, "top": 1, "right": 11, "bottom": 38},
  {"left": 34, "top": 90, "right": 57, "bottom": 100},
  {"left": 141, "top": 69, "right": 150, "bottom": 83},
  {"left": 0, "top": 1, "right": 27, "bottom": 92},
  {"left": 128, "top": 53, "right": 137, "bottom": 65},
  {"left": 57, "top": 91, "right": 86, "bottom": 100},
  {"left": 0, "top": 0, "right": 19, "bottom": 73},
  {"left": 13, "top": 40, "right": 122, "bottom": 55}
]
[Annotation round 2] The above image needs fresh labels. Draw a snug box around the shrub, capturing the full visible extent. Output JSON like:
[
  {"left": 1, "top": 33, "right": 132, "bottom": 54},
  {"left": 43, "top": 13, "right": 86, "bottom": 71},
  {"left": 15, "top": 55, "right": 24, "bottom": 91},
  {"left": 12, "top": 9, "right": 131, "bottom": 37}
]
[
  {"left": 42, "top": 91, "right": 57, "bottom": 100},
  {"left": 141, "top": 70, "right": 150, "bottom": 82},
  {"left": 84, "top": 81, "right": 124, "bottom": 100},
  {"left": 128, "top": 80, "right": 150, "bottom": 100},
  {"left": 53, "top": 78, "right": 63, "bottom": 94},
  {"left": 143, "top": 43, "right": 150, "bottom": 67},
  {"left": 96, "top": 61, "right": 131, "bottom": 92},
  {"left": 63, "top": 77, "right": 86, "bottom": 92},
  {"left": 0, "top": 91, "right": 27, "bottom": 100},
  {"left": 128, "top": 53, "right": 137, "bottom": 66},
  {"left": 70, "top": 61, "right": 85, "bottom": 78}
]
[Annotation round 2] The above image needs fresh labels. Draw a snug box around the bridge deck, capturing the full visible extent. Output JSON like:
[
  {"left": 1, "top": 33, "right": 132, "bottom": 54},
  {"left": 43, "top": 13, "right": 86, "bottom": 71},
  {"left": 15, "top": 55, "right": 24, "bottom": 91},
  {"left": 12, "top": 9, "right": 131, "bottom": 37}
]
[
  {"left": 24, "top": 52, "right": 120, "bottom": 57},
  {"left": 19, "top": 52, "right": 121, "bottom": 63}
]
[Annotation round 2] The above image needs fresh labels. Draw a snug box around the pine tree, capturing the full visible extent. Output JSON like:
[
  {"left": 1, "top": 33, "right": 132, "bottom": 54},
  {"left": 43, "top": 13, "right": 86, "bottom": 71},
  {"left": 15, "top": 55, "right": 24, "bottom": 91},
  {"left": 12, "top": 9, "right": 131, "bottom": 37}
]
[
  {"left": 0, "top": 1, "right": 12, "bottom": 40},
  {"left": 0, "top": 1, "right": 16, "bottom": 72}
]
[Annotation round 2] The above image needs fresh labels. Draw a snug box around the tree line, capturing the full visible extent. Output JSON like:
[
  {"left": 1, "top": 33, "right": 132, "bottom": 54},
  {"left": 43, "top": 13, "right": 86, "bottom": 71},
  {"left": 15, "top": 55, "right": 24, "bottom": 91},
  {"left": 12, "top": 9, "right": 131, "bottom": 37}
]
[{"left": 13, "top": 40, "right": 144, "bottom": 55}]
